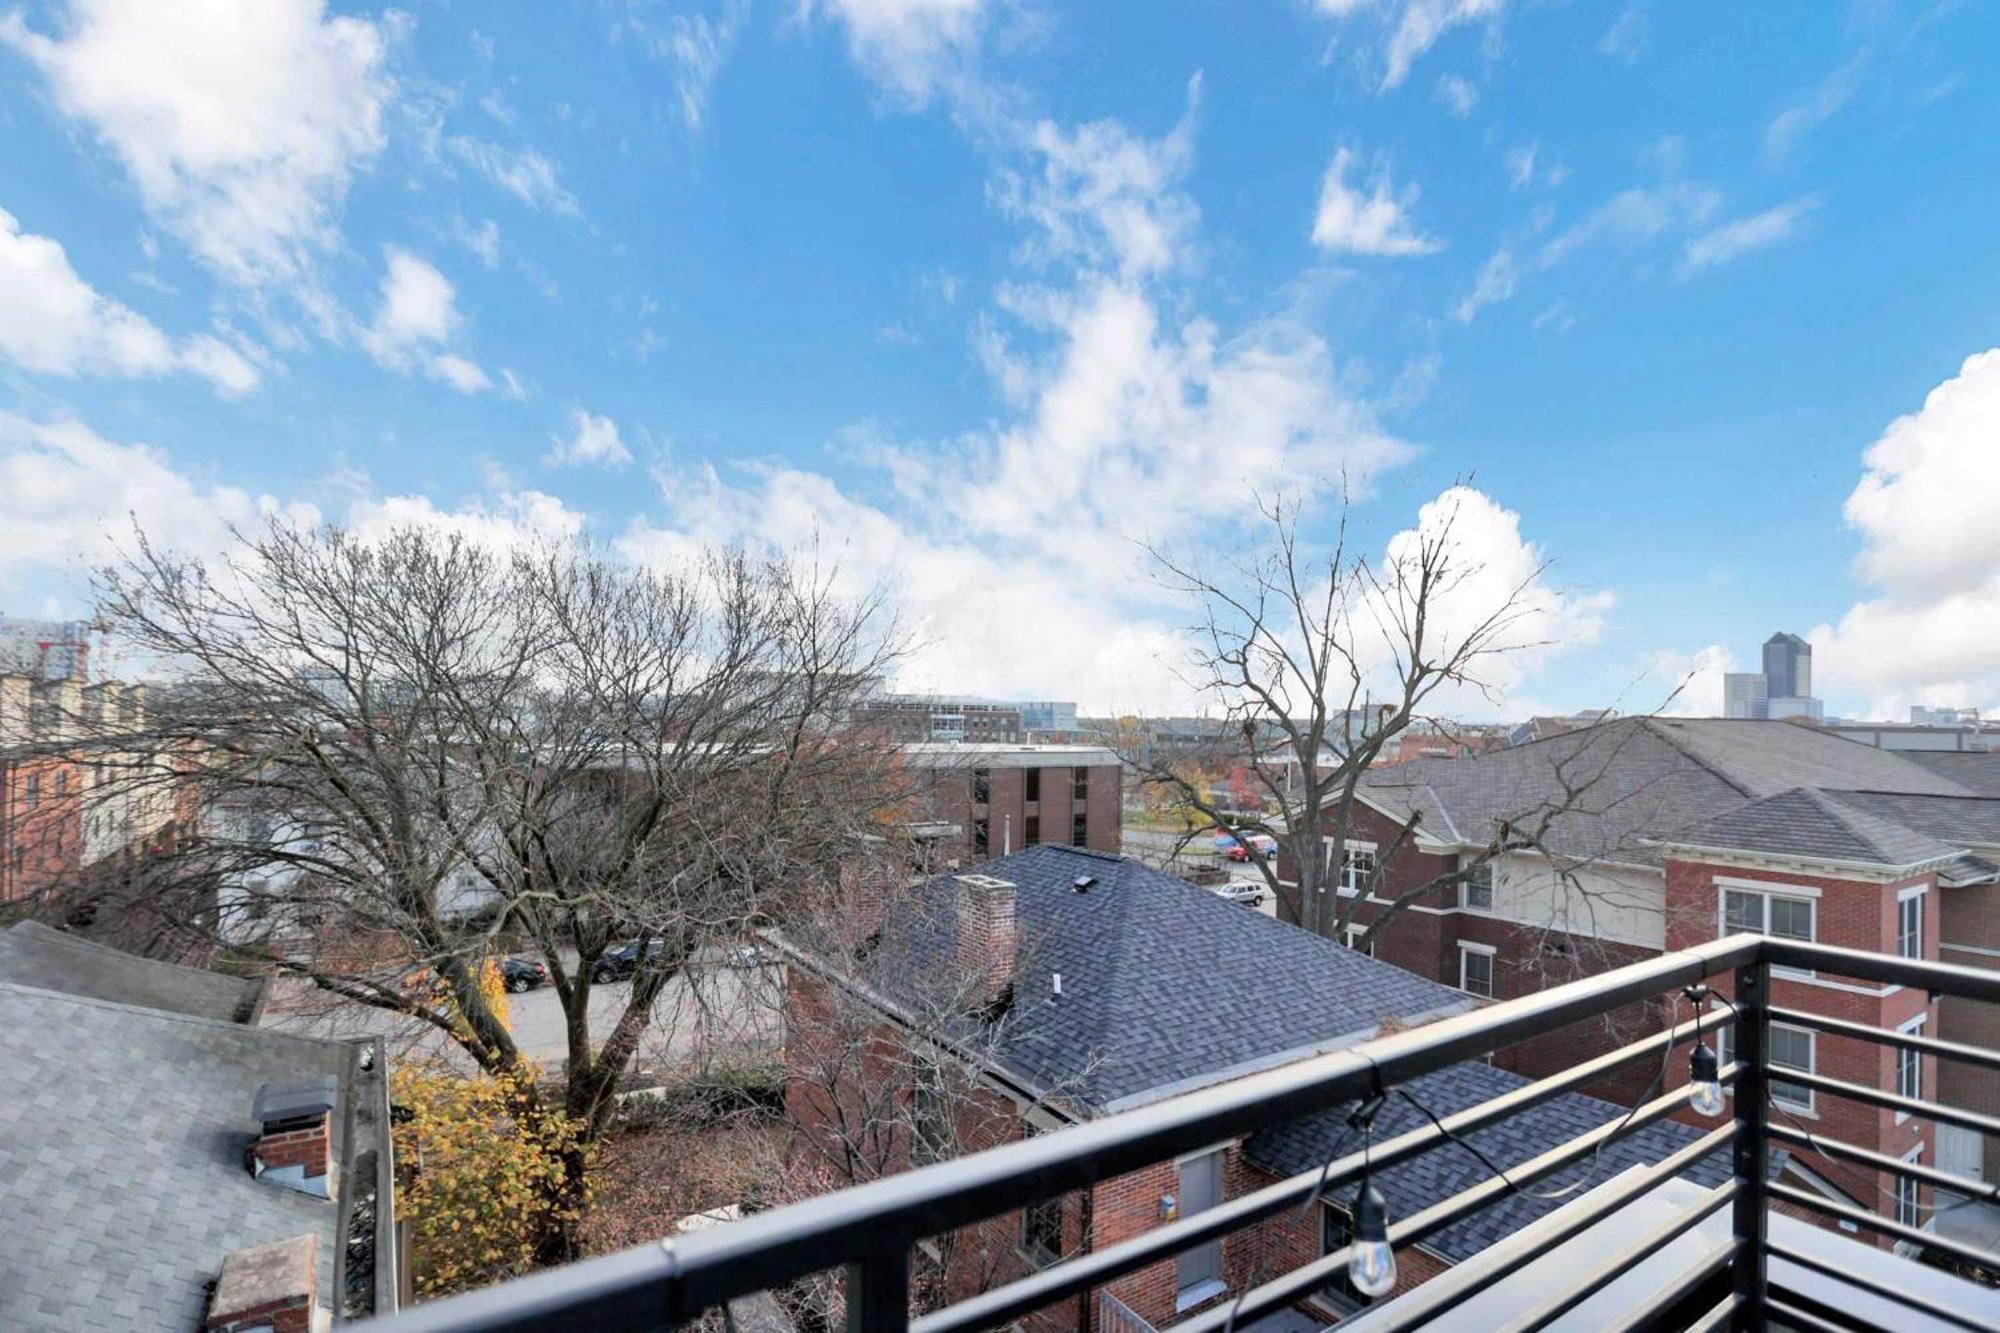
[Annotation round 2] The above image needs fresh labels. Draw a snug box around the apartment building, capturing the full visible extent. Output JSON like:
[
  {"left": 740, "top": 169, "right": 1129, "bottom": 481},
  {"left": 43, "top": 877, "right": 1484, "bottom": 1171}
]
[
  {"left": 1278, "top": 717, "right": 1999, "bottom": 1244},
  {"left": 898, "top": 742, "right": 1122, "bottom": 865}
]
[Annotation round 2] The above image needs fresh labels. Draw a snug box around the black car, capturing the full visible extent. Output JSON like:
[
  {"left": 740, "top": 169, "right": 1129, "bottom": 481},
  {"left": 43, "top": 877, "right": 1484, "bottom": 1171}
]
[
  {"left": 500, "top": 956, "right": 549, "bottom": 992},
  {"left": 592, "top": 937, "right": 667, "bottom": 984}
]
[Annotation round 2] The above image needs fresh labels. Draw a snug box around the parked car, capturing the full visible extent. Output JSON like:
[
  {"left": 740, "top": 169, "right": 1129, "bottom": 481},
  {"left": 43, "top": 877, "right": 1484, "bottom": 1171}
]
[
  {"left": 724, "top": 943, "right": 777, "bottom": 969},
  {"left": 1211, "top": 881, "right": 1269, "bottom": 907},
  {"left": 500, "top": 956, "right": 549, "bottom": 992},
  {"left": 1214, "top": 831, "right": 1278, "bottom": 862},
  {"left": 592, "top": 937, "right": 668, "bottom": 984}
]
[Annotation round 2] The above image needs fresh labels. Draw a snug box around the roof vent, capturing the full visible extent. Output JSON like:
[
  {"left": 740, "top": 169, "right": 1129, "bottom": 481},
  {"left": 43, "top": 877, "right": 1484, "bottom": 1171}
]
[{"left": 1072, "top": 875, "right": 1097, "bottom": 892}]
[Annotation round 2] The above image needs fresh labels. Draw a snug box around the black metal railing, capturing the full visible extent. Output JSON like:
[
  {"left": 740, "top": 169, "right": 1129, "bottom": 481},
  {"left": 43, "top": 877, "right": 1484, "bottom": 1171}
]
[{"left": 367, "top": 937, "right": 2000, "bottom": 1332}]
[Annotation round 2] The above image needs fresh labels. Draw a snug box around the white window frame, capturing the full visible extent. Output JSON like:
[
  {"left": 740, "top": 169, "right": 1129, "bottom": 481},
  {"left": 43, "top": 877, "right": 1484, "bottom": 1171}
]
[
  {"left": 1895, "top": 1013, "right": 1925, "bottom": 1123},
  {"left": 1897, "top": 885, "right": 1927, "bottom": 960},
  {"left": 1895, "top": 1145, "right": 1923, "bottom": 1231},
  {"left": 1716, "top": 881, "right": 1818, "bottom": 977},
  {"left": 1343, "top": 924, "right": 1373, "bottom": 957},
  {"left": 1330, "top": 839, "right": 1378, "bottom": 897},
  {"left": 1717, "top": 1012, "right": 1817, "bottom": 1114},
  {"left": 1458, "top": 940, "right": 1496, "bottom": 998},
  {"left": 1460, "top": 858, "right": 1495, "bottom": 913}
]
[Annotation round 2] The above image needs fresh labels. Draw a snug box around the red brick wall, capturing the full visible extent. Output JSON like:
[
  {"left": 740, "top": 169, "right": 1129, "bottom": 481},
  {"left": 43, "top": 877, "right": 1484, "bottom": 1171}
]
[{"left": 0, "top": 753, "right": 83, "bottom": 901}]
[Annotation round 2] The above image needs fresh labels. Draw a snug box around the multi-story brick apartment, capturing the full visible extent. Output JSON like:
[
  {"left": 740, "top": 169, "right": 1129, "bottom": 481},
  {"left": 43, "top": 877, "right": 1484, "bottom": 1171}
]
[
  {"left": 898, "top": 742, "right": 1123, "bottom": 866},
  {"left": 774, "top": 845, "right": 1731, "bottom": 1330},
  {"left": 1279, "top": 717, "right": 1999, "bottom": 1246}
]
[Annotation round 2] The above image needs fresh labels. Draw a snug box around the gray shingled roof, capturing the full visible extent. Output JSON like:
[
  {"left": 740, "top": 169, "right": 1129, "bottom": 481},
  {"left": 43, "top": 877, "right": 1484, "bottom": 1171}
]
[
  {"left": 807, "top": 845, "right": 1472, "bottom": 1111},
  {"left": 1245, "top": 1062, "right": 1734, "bottom": 1266},
  {"left": 0, "top": 982, "right": 352, "bottom": 1332},
  {"left": 1890, "top": 751, "right": 2000, "bottom": 798},
  {"left": 1821, "top": 789, "right": 2000, "bottom": 850},
  {"left": 1359, "top": 718, "right": 1976, "bottom": 866},
  {"left": 0, "top": 921, "right": 266, "bottom": 1024},
  {"left": 1664, "top": 788, "right": 1964, "bottom": 868}
]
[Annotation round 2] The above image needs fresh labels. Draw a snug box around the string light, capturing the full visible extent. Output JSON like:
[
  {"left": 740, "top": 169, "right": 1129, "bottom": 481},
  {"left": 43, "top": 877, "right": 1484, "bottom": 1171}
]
[
  {"left": 1348, "top": 1180, "right": 1397, "bottom": 1297},
  {"left": 1688, "top": 1042, "right": 1725, "bottom": 1118}
]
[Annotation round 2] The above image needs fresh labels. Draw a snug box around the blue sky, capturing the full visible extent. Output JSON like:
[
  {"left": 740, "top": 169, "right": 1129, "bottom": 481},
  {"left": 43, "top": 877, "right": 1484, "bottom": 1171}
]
[{"left": 2, "top": 0, "right": 1997, "bottom": 720}]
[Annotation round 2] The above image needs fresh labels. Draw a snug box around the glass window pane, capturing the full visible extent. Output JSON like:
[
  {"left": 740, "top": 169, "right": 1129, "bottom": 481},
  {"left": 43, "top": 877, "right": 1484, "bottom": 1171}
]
[
  {"left": 1769, "top": 1027, "right": 1810, "bottom": 1071},
  {"left": 1723, "top": 891, "right": 1762, "bottom": 934},
  {"left": 1770, "top": 897, "right": 1813, "bottom": 942}
]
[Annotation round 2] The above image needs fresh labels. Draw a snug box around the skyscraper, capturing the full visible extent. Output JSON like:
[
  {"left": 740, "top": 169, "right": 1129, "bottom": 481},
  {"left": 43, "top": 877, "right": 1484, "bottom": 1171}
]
[
  {"left": 1763, "top": 632, "right": 1811, "bottom": 701},
  {"left": 1723, "top": 673, "right": 1769, "bottom": 720}
]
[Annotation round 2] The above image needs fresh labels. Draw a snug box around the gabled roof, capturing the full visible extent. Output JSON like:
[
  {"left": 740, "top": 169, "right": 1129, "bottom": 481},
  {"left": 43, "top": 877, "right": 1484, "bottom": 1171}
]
[
  {"left": 0, "top": 982, "right": 364, "bottom": 1331},
  {"left": 1899, "top": 751, "right": 2000, "bottom": 797},
  {"left": 1819, "top": 788, "right": 2000, "bottom": 851},
  {"left": 793, "top": 844, "right": 1472, "bottom": 1112},
  {"left": 0, "top": 921, "right": 267, "bottom": 1024},
  {"left": 1661, "top": 788, "right": 1964, "bottom": 869},
  {"left": 1358, "top": 717, "right": 1979, "bottom": 867},
  {"left": 1245, "top": 1061, "right": 1735, "bottom": 1266}
]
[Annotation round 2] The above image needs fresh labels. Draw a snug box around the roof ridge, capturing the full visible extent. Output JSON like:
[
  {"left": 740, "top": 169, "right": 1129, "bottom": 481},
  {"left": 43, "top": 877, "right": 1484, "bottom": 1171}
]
[
  {"left": 0, "top": 978, "right": 352, "bottom": 1046},
  {"left": 1637, "top": 717, "right": 1756, "bottom": 799}
]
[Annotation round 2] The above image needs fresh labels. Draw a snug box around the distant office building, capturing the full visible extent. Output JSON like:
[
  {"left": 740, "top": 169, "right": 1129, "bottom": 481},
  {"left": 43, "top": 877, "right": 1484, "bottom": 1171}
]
[
  {"left": 0, "top": 618, "right": 96, "bottom": 681},
  {"left": 897, "top": 742, "right": 1122, "bottom": 865},
  {"left": 1763, "top": 632, "right": 1812, "bottom": 701},
  {"left": 1765, "top": 695, "right": 1825, "bottom": 722},
  {"left": 1722, "top": 673, "right": 1769, "bottom": 720},
  {"left": 1911, "top": 705, "right": 1981, "bottom": 727},
  {"left": 853, "top": 694, "right": 1023, "bottom": 743}
]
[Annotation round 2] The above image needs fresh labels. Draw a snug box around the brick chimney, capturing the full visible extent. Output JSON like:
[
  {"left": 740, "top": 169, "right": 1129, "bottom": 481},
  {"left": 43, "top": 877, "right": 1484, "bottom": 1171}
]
[
  {"left": 953, "top": 874, "right": 1018, "bottom": 1009},
  {"left": 248, "top": 1077, "right": 337, "bottom": 1199},
  {"left": 206, "top": 1233, "right": 320, "bottom": 1333}
]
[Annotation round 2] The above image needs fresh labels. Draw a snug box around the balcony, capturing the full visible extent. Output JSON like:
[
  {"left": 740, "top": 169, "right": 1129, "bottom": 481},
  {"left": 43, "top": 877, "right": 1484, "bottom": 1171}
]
[{"left": 369, "top": 937, "right": 1999, "bottom": 1332}]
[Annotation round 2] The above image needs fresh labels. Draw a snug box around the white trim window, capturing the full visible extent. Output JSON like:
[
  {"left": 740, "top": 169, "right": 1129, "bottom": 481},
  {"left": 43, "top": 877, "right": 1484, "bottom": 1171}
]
[
  {"left": 1461, "top": 858, "right": 1495, "bottom": 912},
  {"left": 1897, "top": 887, "right": 1925, "bottom": 960},
  {"left": 1720, "top": 885, "right": 1815, "bottom": 975},
  {"left": 1458, "top": 941, "right": 1496, "bottom": 998},
  {"left": 1330, "top": 840, "right": 1378, "bottom": 896},
  {"left": 1344, "top": 924, "right": 1374, "bottom": 957},
  {"left": 1719, "top": 1017, "right": 1816, "bottom": 1112},
  {"left": 1895, "top": 1014, "right": 1925, "bottom": 1122},
  {"left": 1895, "top": 1146, "right": 1923, "bottom": 1230}
]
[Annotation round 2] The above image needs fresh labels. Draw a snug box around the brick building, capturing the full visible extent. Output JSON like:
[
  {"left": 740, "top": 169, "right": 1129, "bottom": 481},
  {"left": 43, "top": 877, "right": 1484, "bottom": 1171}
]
[
  {"left": 775, "top": 845, "right": 1732, "bottom": 1329},
  {"left": 898, "top": 743, "right": 1123, "bottom": 866},
  {"left": 1276, "top": 717, "right": 1999, "bottom": 1247}
]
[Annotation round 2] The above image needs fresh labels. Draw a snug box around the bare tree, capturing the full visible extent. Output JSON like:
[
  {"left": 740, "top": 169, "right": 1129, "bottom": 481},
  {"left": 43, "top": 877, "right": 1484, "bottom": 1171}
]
[
  {"left": 1123, "top": 489, "right": 1664, "bottom": 977},
  {"left": 61, "top": 519, "right": 902, "bottom": 1261}
]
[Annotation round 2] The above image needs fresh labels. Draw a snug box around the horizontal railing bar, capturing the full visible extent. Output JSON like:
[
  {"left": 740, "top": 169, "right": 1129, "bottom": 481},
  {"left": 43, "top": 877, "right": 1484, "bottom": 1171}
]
[
  {"left": 1497, "top": 1179, "right": 1736, "bottom": 1333},
  {"left": 1759, "top": 939, "right": 2000, "bottom": 1002},
  {"left": 1168, "top": 1083, "right": 1734, "bottom": 1333},
  {"left": 1763, "top": 1293, "right": 1848, "bottom": 1333},
  {"left": 1327, "top": 1123, "right": 1736, "bottom": 1333},
  {"left": 1766, "top": 1123, "right": 2000, "bottom": 1207},
  {"left": 371, "top": 936, "right": 1757, "bottom": 1330},
  {"left": 1777, "top": 1069, "right": 2000, "bottom": 1137},
  {"left": 1766, "top": 1181, "right": 2000, "bottom": 1273},
  {"left": 1683, "top": 1290, "right": 1741, "bottom": 1333},
  {"left": 1597, "top": 1238, "right": 1738, "bottom": 1333},
  {"left": 1767, "top": 1005, "right": 2000, "bottom": 1073},
  {"left": 912, "top": 1009, "right": 1737, "bottom": 1333},
  {"left": 1767, "top": 1237, "right": 1997, "bottom": 1333}
]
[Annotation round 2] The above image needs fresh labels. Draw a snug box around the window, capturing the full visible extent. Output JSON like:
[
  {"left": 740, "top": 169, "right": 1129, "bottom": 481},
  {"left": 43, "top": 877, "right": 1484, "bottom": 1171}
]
[
  {"left": 1024, "top": 814, "right": 1040, "bottom": 846},
  {"left": 1176, "top": 1151, "right": 1224, "bottom": 1305},
  {"left": 1071, "top": 812, "right": 1088, "bottom": 847},
  {"left": 1020, "top": 1191, "right": 1062, "bottom": 1265},
  {"left": 1459, "top": 942, "right": 1495, "bottom": 998},
  {"left": 973, "top": 819, "right": 989, "bottom": 856},
  {"left": 1720, "top": 886, "right": 1815, "bottom": 976},
  {"left": 54, "top": 772, "right": 67, "bottom": 797},
  {"left": 911, "top": 1062, "right": 951, "bottom": 1166},
  {"left": 1335, "top": 843, "right": 1377, "bottom": 895},
  {"left": 1316, "top": 1204, "right": 1372, "bottom": 1311},
  {"left": 1896, "top": 1148, "right": 1923, "bottom": 1230},
  {"left": 1072, "top": 765, "right": 1089, "bottom": 800},
  {"left": 1461, "top": 859, "right": 1494, "bottom": 912},
  {"left": 1896, "top": 1016, "right": 1925, "bottom": 1121},
  {"left": 1344, "top": 925, "right": 1373, "bottom": 957},
  {"left": 1723, "top": 1018, "right": 1815, "bottom": 1111},
  {"left": 972, "top": 768, "right": 991, "bottom": 804},
  {"left": 24, "top": 774, "right": 39, "bottom": 807},
  {"left": 1898, "top": 890, "right": 1924, "bottom": 960},
  {"left": 1024, "top": 768, "right": 1040, "bottom": 802}
]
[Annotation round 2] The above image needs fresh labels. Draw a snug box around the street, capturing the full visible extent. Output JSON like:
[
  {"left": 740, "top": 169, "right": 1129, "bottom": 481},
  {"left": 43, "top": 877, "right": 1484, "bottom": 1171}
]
[{"left": 1121, "top": 827, "right": 1280, "bottom": 916}]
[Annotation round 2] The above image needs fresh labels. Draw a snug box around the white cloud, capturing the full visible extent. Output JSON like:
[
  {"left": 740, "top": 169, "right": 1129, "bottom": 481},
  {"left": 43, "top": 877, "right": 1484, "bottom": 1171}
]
[
  {"left": 1814, "top": 349, "right": 2000, "bottom": 716},
  {"left": 0, "top": 206, "right": 260, "bottom": 395},
  {"left": 1452, "top": 247, "right": 1516, "bottom": 323},
  {"left": 451, "top": 216, "right": 502, "bottom": 270},
  {"left": 1504, "top": 142, "right": 1565, "bottom": 191},
  {"left": 1679, "top": 197, "right": 1815, "bottom": 278},
  {"left": 1538, "top": 181, "right": 1721, "bottom": 269},
  {"left": 447, "top": 136, "right": 582, "bottom": 217},
  {"left": 547, "top": 409, "right": 634, "bottom": 469},
  {"left": 347, "top": 487, "right": 586, "bottom": 552},
  {"left": 0, "top": 413, "right": 308, "bottom": 590},
  {"left": 1310, "top": 148, "right": 1442, "bottom": 257},
  {"left": 1766, "top": 52, "right": 1865, "bottom": 166},
  {"left": 1435, "top": 73, "right": 1479, "bottom": 116},
  {"left": 361, "top": 247, "right": 492, "bottom": 394},
  {"left": 1, "top": 0, "right": 392, "bottom": 287},
  {"left": 618, "top": 0, "right": 748, "bottom": 133},
  {"left": 1642, "top": 644, "right": 1735, "bottom": 717},
  {"left": 1381, "top": 0, "right": 1505, "bottom": 91},
  {"left": 806, "top": 0, "right": 988, "bottom": 109},
  {"left": 1597, "top": 3, "right": 1646, "bottom": 63}
]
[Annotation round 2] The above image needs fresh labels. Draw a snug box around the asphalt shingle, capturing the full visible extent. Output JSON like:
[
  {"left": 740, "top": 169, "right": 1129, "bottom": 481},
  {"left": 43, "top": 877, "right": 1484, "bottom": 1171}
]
[
  {"left": 0, "top": 921, "right": 266, "bottom": 1024},
  {"left": 1666, "top": 787, "right": 1964, "bottom": 868}
]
